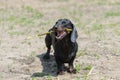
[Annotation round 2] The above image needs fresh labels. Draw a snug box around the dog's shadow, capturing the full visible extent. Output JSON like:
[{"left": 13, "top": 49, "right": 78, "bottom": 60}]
[{"left": 31, "top": 53, "right": 57, "bottom": 77}]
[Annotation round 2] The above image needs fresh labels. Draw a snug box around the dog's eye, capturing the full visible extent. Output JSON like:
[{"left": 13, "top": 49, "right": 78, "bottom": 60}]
[
  {"left": 65, "top": 26, "right": 72, "bottom": 29},
  {"left": 56, "top": 22, "right": 58, "bottom": 24},
  {"left": 54, "top": 27, "right": 57, "bottom": 30}
]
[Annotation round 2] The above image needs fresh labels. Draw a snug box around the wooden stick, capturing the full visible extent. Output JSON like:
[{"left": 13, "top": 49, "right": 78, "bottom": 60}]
[
  {"left": 38, "top": 28, "right": 72, "bottom": 36},
  {"left": 38, "top": 31, "right": 54, "bottom": 36},
  {"left": 38, "top": 32, "right": 51, "bottom": 36}
]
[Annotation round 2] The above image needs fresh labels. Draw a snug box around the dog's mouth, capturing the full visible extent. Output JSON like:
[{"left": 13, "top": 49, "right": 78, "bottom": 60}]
[{"left": 56, "top": 30, "right": 67, "bottom": 40}]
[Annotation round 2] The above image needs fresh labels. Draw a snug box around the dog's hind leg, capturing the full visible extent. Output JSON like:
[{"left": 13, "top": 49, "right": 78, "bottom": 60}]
[{"left": 43, "top": 34, "right": 52, "bottom": 59}]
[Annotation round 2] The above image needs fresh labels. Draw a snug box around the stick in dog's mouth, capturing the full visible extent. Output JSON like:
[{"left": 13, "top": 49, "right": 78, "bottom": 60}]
[
  {"left": 56, "top": 30, "right": 67, "bottom": 39},
  {"left": 55, "top": 28, "right": 72, "bottom": 39}
]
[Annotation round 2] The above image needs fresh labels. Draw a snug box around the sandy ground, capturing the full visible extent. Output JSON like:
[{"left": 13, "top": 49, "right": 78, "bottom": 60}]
[{"left": 0, "top": 0, "right": 120, "bottom": 80}]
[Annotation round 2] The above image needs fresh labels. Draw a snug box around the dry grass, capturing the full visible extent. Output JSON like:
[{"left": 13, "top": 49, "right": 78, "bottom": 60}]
[{"left": 0, "top": 0, "right": 120, "bottom": 80}]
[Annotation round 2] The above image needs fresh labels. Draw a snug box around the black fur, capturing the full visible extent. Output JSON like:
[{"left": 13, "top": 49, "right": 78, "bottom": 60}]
[{"left": 43, "top": 19, "right": 78, "bottom": 75}]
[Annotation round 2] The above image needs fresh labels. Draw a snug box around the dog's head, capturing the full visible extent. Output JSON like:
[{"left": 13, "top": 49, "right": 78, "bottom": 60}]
[{"left": 52, "top": 19, "right": 78, "bottom": 43}]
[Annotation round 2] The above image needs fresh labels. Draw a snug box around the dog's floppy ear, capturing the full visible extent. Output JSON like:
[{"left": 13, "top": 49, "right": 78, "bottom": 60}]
[{"left": 71, "top": 24, "right": 78, "bottom": 43}]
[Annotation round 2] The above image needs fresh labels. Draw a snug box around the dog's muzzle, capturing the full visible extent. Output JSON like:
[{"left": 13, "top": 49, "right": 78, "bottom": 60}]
[{"left": 56, "top": 30, "right": 67, "bottom": 40}]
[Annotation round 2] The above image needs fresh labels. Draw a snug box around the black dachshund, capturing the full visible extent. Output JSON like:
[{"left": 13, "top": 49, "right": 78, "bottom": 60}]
[{"left": 43, "top": 19, "right": 78, "bottom": 75}]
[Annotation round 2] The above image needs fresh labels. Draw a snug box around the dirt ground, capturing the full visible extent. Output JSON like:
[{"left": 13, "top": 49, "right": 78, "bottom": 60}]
[{"left": 0, "top": 0, "right": 120, "bottom": 80}]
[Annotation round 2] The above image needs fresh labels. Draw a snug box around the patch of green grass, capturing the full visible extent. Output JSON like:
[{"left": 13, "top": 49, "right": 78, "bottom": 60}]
[
  {"left": 106, "top": 22, "right": 120, "bottom": 28},
  {"left": 76, "top": 77, "right": 86, "bottom": 80},
  {"left": 58, "top": 0, "right": 69, "bottom": 2},
  {"left": 35, "top": 30, "right": 40, "bottom": 34},
  {"left": 105, "top": 11, "right": 120, "bottom": 17},
  {"left": 95, "top": 30, "right": 105, "bottom": 40},
  {"left": 94, "top": 0, "right": 120, "bottom": 5},
  {"left": 75, "top": 64, "right": 81, "bottom": 73},
  {"left": 114, "top": 29, "right": 120, "bottom": 36},
  {"left": 84, "top": 28, "right": 91, "bottom": 36},
  {"left": 0, "top": 6, "right": 43, "bottom": 27},
  {"left": 40, "top": 21, "right": 51, "bottom": 26},
  {"left": 113, "top": 2, "right": 120, "bottom": 5},
  {"left": 92, "top": 24, "right": 104, "bottom": 31},
  {"left": 0, "top": 74, "right": 3, "bottom": 80},
  {"left": 18, "top": 17, "right": 34, "bottom": 26},
  {"left": 94, "top": 53, "right": 100, "bottom": 59},
  {"left": 10, "top": 15, "right": 34, "bottom": 26},
  {"left": 7, "top": 16, "right": 16, "bottom": 22},
  {"left": 24, "top": 6, "right": 35, "bottom": 13},
  {"left": 97, "top": 0, "right": 108, "bottom": 5},
  {"left": 8, "top": 31, "right": 24, "bottom": 36},
  {"left": 46, "top": 75, "right": 53, "bottom": 80},
  {"left": 4, "top": 15, "right": 34, "bottom": 27},
  {"left": 60, "top": 4, "right": 83, "bottom": 23},
  {"left": 32, "top": 72, "right": 44, "bottom": 77},
  {"left": 77, "top": 49, "right": 87, "bottom": 58},
  {"left": 100, "top": 76, "right": 107, "bottom": 80},
  {"left": 76, "top": 22, "right": 85, "bottom": 29},
  {"left": 9, "top": 25, "right": 15, "bottom": 30},
  {"left": 24, "top": 6, "right": 43, "bottom": 19},
  {"left": 87, "top": 0, "right": 106, "bottom": 4},
  {"left": 84, "top": 65, "right": 92, "bottom": 70},
  {"left": 112, "top": 49, "right": 120, "bottom": 56},
  {"left": 32, "top": 77, "right": 36, "bottom": 80}
]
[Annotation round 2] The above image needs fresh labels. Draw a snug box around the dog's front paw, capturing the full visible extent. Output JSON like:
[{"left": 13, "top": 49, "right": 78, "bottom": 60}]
[
  {"left": 68, "top": 68, "right": 76, "bottom": 74},
  {"left": 57, "top": 71, "right": 65, "bottom": 75},
  {"left": 43, "top": 54, "right": 50, "bottom": 59}
]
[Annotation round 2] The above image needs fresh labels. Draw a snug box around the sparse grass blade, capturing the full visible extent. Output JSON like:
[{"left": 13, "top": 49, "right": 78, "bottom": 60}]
[
  {"left": 92, "top": 24, "right": 103, "bottom": 31},
  {"left": 84, "top": 66, "right": 94, "bottom": 80},
  {"left": 84, "top": 65, "right": 92, "bottom": 70},
  {"left": 77, "top": 49, "right": 87, "bottom": 58},
  {"left": 46, "top": 75, "right": 53, "bottom": 80},
  {"left": 8, "top": 31, "right": 25, "bottom": 36},
  {"left": 105, "top": 11, "right": 120, "bottom": 17},
  {"left": 75, "top": 64, "right": 81, "bottom": 73}
]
